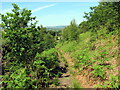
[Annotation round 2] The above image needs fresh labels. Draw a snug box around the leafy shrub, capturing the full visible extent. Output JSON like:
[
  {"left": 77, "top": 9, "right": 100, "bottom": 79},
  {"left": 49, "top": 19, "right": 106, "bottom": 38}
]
[
  {"left": 1, "top": 3, "right": 43, "bottom": 64},
  {"left": 2, "top": 48, "right": 60, "bottom": 89},
  {"left": 1, "top": 4, "right": 59, "bottom": 89},
  {"left": 30, "top": 48, "right": 60, "bottom": 88},
  {"left": 2, "top": 64, "right": 31, "bottom": 89}
]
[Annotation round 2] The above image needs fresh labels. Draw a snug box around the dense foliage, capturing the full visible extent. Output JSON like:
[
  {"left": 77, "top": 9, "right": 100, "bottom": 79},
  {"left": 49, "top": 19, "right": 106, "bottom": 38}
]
[
  {"left": 57, "top": 2, "right": 119, "bottom": 88},
  {"left": 1, "top": 4, "right": 60, "bottom": 89},
  {"left": 62, "top": 20, "right": 79, "bottom": 41}
]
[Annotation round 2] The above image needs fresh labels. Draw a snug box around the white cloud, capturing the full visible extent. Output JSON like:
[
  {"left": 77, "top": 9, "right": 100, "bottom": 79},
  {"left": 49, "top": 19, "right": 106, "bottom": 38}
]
[
  {"left": 32, "top": 4, "right": 56, "bottom": 13},
  {"left": 0, "top": 4, "right": 56, "bottom": 14}
]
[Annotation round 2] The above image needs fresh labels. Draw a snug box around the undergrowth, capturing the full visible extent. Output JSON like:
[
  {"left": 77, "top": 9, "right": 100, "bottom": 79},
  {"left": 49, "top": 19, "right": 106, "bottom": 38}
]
[{"left": 57, "top": 29, "right": 119, "bottom": 88}]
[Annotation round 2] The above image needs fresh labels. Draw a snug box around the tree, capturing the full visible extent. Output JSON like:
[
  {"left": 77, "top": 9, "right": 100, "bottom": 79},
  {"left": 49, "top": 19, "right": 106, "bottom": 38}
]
[
  {"left": 83, "top": 2, "right": 119, "bottom": 33},
  {"left": 1, "top": 3, "right": 41, "bottom": 64},
  {"left": 78, "top": 21, "right": 89, "bottom": 33},
  {"left": 1, "top": 4, "right": 60, "bottom": 88},
  {"left": 62, "top": 20, "right": 79, "bottom": 41}
]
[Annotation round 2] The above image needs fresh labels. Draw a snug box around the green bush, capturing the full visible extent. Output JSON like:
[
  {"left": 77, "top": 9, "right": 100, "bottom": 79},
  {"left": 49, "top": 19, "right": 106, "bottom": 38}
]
[
  {"left": 31, "top": 48, "right": 60, "bottom": 88},
  {"left": 1, "top": 4, "right": 59, "bottom": 89},
  {"left": 2, "top": 48, "right": 60, "bottom": 89},
  {"left": 2, "top": 63, "right": 31, "bottom": 89}
]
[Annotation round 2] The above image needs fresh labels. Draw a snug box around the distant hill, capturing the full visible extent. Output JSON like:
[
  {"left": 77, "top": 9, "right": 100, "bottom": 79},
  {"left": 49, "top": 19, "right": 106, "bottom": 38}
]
[{"left": 46, "top": 25, "right": 67, "bottom": 31}]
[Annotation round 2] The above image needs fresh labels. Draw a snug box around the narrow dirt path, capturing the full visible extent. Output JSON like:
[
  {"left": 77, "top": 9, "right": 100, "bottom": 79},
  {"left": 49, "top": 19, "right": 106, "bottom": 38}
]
[
  {"left": 56, "top": 49, "right": 72, "bottom": 88},
  {"left": 59, "top": 49, "right": 94, "bottom": 88},
  {"left": 53, "top": 49, "right": 83, "bottom": 88}
]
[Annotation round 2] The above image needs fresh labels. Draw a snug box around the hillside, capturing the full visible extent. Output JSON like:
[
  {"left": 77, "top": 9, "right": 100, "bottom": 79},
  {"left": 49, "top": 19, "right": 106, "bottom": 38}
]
[
  {"left": 56, "top": 30, "right": 118, "bottom": 88},
  {"left": 55, "top": 2, "right": 119, "bottom": 88},
  {"left": 46, "top": 25, "right": 67, "bottom": 31}
]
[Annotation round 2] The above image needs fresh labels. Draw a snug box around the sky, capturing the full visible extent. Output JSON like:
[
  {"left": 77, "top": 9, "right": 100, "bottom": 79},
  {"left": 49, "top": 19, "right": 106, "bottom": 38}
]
[{"left": 1, "top": 2, "right": 99, "bottom": 27}]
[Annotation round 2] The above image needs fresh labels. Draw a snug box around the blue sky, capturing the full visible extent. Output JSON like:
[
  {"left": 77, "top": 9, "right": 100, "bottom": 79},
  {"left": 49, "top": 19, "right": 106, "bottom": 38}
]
[{"left": 1, "top": 2, "right": 99, "bottom": 26}]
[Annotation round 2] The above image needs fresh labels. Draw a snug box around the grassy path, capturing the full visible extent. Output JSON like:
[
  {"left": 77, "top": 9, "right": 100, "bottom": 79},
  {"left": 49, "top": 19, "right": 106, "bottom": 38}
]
[
  {"left": 56, "top": 48, "right": 98, "bottom": 88},
  {"left": 56, "top": 49, "right": 82, "bottom": 88}
]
